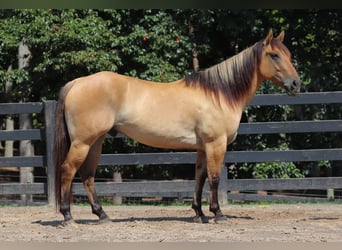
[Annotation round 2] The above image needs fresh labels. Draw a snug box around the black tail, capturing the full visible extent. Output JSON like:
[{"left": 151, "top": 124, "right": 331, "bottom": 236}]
[{"left": 53, "top": 81, "right": 75, "bottom": 210}]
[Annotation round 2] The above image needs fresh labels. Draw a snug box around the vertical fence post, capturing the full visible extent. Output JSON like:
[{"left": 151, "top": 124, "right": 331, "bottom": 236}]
[
  {"left": 44, "top": 100, "right": 56, "bottom": 206},
  {"left": 218, "top": 164, "right": 228, "bottom": 206}
]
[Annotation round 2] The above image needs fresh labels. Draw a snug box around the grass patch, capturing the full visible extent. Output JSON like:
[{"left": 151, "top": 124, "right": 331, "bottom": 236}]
[{"left": 228, "top": 200, "right": 342, "bottom": 206}]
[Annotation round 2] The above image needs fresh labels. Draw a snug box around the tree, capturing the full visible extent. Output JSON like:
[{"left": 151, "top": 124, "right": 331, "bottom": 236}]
[
  {"left": 1, "top": 9, "right": 341, "bottom": 182},
  {"left": 18, "top": 41, "right": 34, "bottom": 203}
]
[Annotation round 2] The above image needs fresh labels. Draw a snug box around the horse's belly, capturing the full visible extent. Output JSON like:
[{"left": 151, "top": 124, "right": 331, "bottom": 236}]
[{"left": 116, "top": 125, "right": 200, "bottom": 150}]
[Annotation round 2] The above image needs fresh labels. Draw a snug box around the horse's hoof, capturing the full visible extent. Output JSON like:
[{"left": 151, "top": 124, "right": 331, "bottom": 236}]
[
  {"left": 57, "top": 219, "right": 78, "bottom": 228},
  {"left": 214, "top": 215, "right": 228, "bottom": 224},
  {"left": 193, "top": 215, "right": 209, "bottom": 224},
  {"left": 98, "top": 216, "right": 111, "bottom": 224}
]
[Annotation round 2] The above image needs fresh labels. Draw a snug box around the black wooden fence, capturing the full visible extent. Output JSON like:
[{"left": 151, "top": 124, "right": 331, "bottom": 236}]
[{"left": 1, "top": 91, "right": 342, "bottom": 206}]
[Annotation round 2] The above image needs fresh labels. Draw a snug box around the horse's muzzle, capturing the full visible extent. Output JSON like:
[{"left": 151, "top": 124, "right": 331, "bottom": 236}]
[{"left": 284, "top": 78, "right": 301, "bottom": 96}]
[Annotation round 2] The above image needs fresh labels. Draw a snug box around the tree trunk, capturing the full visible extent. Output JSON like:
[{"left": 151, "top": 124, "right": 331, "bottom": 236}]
[
  {"left": 18, "top": 41, "right": 34, "bottom": 204},
  {"left": 4, "top": 65, "right": 15, "bottom": 165},
  {"left": 19, "top": 113, "right": 34, "bottom": 203},
  {"left": 188, "top": 20, "right": 199, "bottom": 72},
  {"left": 4, "top": 117, "right": 14, "bottom": 158}
]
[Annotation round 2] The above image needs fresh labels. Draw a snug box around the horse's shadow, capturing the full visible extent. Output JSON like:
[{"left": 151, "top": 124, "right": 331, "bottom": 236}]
[
  {"left": 33, "top": 214, "right": 253, "bottom": 228},
  {"left": 309, "top": 217, "right": 340, "bottom": 221}
]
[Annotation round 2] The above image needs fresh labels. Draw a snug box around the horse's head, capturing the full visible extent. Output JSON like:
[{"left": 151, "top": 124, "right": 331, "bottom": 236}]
[{"left": 258, "top": 29, "right": 301, "bottom": 96}]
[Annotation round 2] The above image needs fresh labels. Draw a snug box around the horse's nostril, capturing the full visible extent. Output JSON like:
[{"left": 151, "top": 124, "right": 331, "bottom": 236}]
[{"left": 293, "top": 80, "right": 298, "bottom": 87}]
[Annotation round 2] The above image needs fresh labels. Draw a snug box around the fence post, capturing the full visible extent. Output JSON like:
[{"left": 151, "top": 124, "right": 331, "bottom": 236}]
[
  {"left": 218, "top": 164, "right": 228, "bottom": 206},
  {"left": 44, "top": 100, "right": 56, "bottom": 206}
]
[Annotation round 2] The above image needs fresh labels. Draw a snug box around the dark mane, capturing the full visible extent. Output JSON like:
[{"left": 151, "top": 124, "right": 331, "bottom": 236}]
[{"left": 184, "top": 41, "right": 264, "bottom": 105}]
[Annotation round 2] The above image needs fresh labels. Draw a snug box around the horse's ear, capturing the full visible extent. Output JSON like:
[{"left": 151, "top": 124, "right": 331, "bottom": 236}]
[
  {"left": 276, "top": 31, "right": 285, "bottom": 42},
  {"left": 263, "top": 29, "right": 273, "bottom": 46}
]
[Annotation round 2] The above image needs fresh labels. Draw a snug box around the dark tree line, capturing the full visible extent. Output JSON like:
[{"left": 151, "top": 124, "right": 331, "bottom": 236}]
[{"left": 1, "top": 9, "right": 341, "bottom": 180}]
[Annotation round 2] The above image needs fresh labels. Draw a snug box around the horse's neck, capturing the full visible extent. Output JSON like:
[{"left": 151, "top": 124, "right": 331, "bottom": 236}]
[{"left": 235, "top": 69, "right": 262, "bottom": 111}]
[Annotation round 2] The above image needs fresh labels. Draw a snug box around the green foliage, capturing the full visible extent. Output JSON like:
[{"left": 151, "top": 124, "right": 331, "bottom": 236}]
[
  {"left": 1, "top": 9, "right": 341, "bottom": 180},
  {"left": 241, "top": 161, "right": 305, "bottom": 179},
  {"left": 114, "top": 10, "right": 192, "bottom": 82},
  {"left": 235, "top": 139, "right": 308, "bottom": 179}
]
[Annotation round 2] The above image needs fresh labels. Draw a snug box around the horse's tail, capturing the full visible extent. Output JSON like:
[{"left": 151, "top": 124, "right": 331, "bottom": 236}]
[{"left": 53, "top": 81, "right": 75, "bottom": 210}]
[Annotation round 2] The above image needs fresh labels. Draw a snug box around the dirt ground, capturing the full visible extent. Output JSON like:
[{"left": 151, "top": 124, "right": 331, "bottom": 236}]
[{"left": 0, "top": 204, "right": 341, "bottom": 242}]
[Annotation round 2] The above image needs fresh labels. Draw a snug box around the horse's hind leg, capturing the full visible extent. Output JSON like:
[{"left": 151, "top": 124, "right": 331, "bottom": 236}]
[
  {"left": 60, "top": 141, "right": 91, "bottom": 226},
  {"left": 78, "top": 135, "right": 110, "bottom": 223}
]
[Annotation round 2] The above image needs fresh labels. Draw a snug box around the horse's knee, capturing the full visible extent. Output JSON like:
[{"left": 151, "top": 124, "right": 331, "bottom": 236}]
[{"left": 209, "top": 175, "right": 220, "bottom": 188}]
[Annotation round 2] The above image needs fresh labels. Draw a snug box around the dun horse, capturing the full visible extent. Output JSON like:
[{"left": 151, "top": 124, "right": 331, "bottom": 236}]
[{"left": 54, "top": 30, "right": 301, "bottom": 226}]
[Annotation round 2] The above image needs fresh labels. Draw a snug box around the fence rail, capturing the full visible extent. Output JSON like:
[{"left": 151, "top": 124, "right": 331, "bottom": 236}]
[{"left": 1, "top": 91, "right": 342, "bottom": 205}]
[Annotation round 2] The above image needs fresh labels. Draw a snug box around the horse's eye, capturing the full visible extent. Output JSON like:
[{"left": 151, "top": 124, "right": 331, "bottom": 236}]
[{"left": 269, "top": 53, "right": 279, "bottom": 60}]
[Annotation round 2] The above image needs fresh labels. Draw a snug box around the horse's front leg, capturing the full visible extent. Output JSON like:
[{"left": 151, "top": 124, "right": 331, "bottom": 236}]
[
  {"left": 192, "top": 150, "right": 208, "bottom": 223},
  {"left": 205, "top": 138, "right": 227, "bottom": 223}
]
